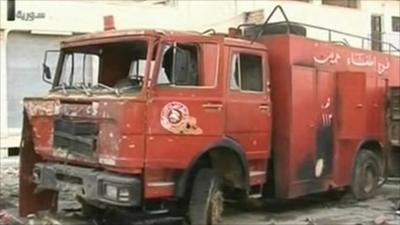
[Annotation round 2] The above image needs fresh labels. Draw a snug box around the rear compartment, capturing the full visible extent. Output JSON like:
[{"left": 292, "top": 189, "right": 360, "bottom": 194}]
[{"left": 260, "top": 34, "right": 389, "bottom": 198}]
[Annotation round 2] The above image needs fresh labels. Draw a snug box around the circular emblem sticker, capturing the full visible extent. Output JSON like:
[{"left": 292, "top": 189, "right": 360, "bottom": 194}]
[
  {"left": 160, "top": 102, "right": 203, "bottom": 135},
  {"left": 161, "top": 102, "right": 189, "bottom": 130}
]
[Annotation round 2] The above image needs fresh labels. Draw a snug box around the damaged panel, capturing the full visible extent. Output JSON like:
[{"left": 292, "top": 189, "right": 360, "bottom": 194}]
[{"left": 53, "top": 118, "right": 98, "bottom": 156}]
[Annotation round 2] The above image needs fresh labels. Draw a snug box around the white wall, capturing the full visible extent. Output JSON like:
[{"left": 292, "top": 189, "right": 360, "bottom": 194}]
[
  {"left": 176, "top": 0, "right": 400, "bottom": 50},
  {"left": 0, "top": 0, "right": 191, "bottom": 33},
  {"left": 1, "top": 0, "right": 399, "bottom": 50},
  {"left": 360, "top": 0, "right": 400, "bottom": 51},
  {"left": 0, "top": 31, "right": 8, "bottom": 139}
]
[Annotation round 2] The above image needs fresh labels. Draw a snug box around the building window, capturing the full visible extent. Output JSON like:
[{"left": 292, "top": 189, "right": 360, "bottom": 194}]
[
  {"left": 7, "top": 0, "right": 16, "bottom": 21},
  {"left": 392, "top": 16, "right": 400, "bottom": 32},
  {"left": 322, "top": 0, "right": 359, "bottom": 9}
]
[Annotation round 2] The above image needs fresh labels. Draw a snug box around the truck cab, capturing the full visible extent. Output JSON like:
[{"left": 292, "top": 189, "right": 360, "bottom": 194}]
[{"left": 20, "top": 28, "right": 272, "bottom": 224}]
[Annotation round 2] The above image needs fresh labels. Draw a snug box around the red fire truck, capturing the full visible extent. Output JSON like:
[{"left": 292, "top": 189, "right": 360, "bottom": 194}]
[{"left": 19, "top": 6, "right": 399, "bottom": 225}]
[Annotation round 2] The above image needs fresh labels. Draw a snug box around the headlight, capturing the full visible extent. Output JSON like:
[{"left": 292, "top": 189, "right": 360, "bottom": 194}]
[
  {"left": 104, "top": 184, "right": 118, "bottom": 200},
  {"left": 102, "top": 183, "right": 131, "bottom": 203},
  {"left": 118, "top": 187, "right": 130, "bottom": 202}
]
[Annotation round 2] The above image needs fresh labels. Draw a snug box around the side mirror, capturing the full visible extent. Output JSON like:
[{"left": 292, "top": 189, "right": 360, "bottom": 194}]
[{"left": 42, "top": 50, "right": 60, "bottom": 84}]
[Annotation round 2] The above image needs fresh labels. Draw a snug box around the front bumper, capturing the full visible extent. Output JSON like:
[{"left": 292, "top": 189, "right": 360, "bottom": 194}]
[{"left": 32, "top": 163, "right": 142, "bottom": 207}]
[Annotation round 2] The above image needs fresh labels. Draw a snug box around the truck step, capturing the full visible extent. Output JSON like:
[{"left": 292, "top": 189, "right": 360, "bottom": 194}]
[
  {"left": 145, "top": 209, "right": 169, "bottom": 215},
  {"left": 248, "top": 193, "right": 263, "bottom": 199}
]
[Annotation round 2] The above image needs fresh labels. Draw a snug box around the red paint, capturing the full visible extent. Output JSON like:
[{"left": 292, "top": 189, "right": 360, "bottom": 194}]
[{"left": 19, "top": 26, "right": 399, "bottom": 216}]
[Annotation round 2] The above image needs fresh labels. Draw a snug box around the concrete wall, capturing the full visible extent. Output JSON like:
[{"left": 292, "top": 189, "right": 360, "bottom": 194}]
[
  {"left": 0, "top": 0, "right": 399, "bottom": 46},
  {"left": 176, "top": 0, "right": 400, "bottom": 50}
]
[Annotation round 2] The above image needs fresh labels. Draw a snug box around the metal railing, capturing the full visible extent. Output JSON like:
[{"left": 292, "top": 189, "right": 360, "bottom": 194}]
[{"left": 244, "top": 5, "right": 400, "bottom": 55}]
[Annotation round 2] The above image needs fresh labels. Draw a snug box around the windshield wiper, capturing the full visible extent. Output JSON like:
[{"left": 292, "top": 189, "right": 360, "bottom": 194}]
[
  {"left": 60, "top": 82, "right": 69, "bottom": 96},
  {"left": 94, "top": 83, "right": 121, "bottom": 96},
  {"left": 74, "top": 82, "right": 92, "bottom": 96}
]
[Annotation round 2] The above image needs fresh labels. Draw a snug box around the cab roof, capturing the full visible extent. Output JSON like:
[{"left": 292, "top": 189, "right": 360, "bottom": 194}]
[{"left": 61, "top": 28, "right": 267, "bottom": 50}]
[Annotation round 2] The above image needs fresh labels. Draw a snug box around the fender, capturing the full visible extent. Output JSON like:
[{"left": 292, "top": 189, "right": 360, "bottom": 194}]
[
  {"left": 351, "top": 138, "right": 385, "bottom": 174},
  {"left": 175, "top": 136, "right": 250, "bottom": 198}
]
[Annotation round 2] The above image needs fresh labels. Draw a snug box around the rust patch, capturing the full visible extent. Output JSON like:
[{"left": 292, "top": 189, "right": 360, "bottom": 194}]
[
  {"left": 24, "top": 100, "right": 60, "bottom": 117},
  {"left": 58, "top": 102, "right": 99, "bottom": 118},
  {"left": 52, "top": 147, "right": 98, "bottom": 164}
]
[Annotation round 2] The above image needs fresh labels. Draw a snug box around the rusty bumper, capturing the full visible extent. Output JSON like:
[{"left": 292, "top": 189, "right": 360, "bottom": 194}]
[{"left": 32, "top": 163, "right": 142, "bottom": 207}]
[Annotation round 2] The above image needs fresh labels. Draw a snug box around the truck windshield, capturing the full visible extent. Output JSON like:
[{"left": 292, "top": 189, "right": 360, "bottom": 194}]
[{"left": 53, "top": 41, "right": 148, "bottom": 96}]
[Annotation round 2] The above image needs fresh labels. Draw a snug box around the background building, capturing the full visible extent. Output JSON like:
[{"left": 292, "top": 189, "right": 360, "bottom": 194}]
[{"left": 1, "top": 0, "right": 399, "bottom": 156}]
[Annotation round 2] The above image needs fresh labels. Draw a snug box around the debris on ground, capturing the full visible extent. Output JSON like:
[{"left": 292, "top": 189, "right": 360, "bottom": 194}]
[
  {"left": 1, "top": 156, "right": 400, "bottom": 225},
  {"left": 373, "top": 215, "right": 388, "bottom": 225},
  {"left": 26, "top": 213, "right": 64, "bottom": 225},
  {"left": 0, "top": 210, "right": 12, "bottom": 225},
  {"left": 304, "top": 217, "right": 317, "bottom": 225}
]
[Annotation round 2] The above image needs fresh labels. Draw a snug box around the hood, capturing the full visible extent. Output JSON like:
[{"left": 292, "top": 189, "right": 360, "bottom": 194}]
[{"left": 23, "top": 96, "right": 146, "bottom": 172}]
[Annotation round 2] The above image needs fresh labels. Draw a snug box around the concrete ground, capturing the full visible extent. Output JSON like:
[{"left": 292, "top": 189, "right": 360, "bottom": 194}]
[{"left": 1, "top": 156, "right": 399, "bottom": 225}]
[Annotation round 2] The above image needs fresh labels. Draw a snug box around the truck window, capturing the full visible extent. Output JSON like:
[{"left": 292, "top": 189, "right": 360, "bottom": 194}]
[
  {"left": 54, "top": 41, "right": 148, "bottom": 95},
  {"left": 60, "top": 53, "right": 99, "bottom": 86},
  {"left": 157, "top": 43, "right": 217, "bottom": 87},
  {"left": 230, "top": 53, "right": 263, "bottom": 92}
]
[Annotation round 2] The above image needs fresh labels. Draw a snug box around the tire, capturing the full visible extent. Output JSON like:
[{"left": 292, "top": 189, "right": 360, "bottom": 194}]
[
  {"left": 351, "top": 150, "right": 381, "bottom": 200},
  {"left": 189, "top": 169, "right": 224, "bottom": 225},
  {"left": 389, "top": 149, "right": 400, "bottom": 177}
]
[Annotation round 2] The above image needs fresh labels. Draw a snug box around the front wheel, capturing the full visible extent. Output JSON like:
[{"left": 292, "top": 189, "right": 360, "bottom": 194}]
[
  {"left": 351, "top": 150, "right": 381, "bottom": 200},
  {"left": 189, "top": 169, "right": 224, "bottom": 225}
]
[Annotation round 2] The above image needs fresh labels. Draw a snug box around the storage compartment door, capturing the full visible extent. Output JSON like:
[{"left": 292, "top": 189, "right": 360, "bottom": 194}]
[{"left": 336, "top": 72, "right": 367, "bottom": 139}]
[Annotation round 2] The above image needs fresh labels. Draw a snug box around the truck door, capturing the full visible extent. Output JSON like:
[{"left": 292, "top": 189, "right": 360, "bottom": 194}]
[
  {"left": 145, "top": 40, "right": 224, "bottom": 197},
  {"left": 316, "top": 70, "right": 335, "bottom": 178},
  {"left": 225, "top": 48, "right": 271, "bottom": 185},
  {"left": 284, "top": 66, "right": 335, "bottom": 198}
]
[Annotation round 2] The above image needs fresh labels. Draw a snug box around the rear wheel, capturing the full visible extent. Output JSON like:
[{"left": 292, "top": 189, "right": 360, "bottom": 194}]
[
  {"left": 189, "top": 169, "right": 224, "bottom": 225},
  {"left": 351, "top": 150, "right": 381, "bottom": 200}
]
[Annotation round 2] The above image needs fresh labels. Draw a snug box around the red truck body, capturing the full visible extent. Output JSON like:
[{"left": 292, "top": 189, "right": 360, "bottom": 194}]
[
  {"left": 18, "top": 9, "right": 400, "bottom": 224},
  {"left": 262, "top": 34, "right": 398, "bottom": 198}
]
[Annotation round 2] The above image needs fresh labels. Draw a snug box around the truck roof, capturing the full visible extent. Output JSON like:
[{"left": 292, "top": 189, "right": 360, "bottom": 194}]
[{"left": 60, "top": 28, "right": 267, "bottom": 50}]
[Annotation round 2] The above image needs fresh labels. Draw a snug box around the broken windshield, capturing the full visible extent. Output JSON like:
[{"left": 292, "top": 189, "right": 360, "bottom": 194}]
[{"left": 53, "top": 41, "right": 148, "bottom": 96}]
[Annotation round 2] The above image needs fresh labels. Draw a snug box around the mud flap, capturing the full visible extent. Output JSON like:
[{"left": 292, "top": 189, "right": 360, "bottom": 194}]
[{"left": 19, "top": 111, "right": 58, "bottom": 217}]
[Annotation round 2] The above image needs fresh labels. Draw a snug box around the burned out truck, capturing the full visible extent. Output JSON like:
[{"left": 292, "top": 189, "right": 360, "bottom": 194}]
[{"left": 19, "top": 6, "right": 400, "bottom": 225}]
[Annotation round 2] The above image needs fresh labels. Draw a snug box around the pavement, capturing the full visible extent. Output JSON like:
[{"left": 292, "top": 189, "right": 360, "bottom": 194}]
[{"left": 1, "top": 156, "right": 399, "bottom": 225}]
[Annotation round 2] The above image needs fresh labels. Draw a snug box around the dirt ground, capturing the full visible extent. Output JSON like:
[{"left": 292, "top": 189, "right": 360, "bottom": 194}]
[{"left": 1, "top": 156, "right": 399, "bottom": 225}]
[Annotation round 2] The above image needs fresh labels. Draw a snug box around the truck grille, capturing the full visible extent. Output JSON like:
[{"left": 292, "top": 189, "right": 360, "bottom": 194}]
[{"left": 53, "top": 117, "right": 98, "bottom": 156}]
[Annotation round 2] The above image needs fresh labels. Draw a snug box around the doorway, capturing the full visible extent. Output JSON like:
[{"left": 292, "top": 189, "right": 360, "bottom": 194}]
[{"left": 371, "top": 15, "right": 383, "bottom": 51}]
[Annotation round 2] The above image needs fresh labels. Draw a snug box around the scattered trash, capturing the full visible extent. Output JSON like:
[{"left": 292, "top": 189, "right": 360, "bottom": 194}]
[
  {"left": 0, "top": 210, "right": 12, "bottom": 225},
  {"left": 373, "top": 215, "right": 388, "bottom": 225},
  {"left": 27, "top": 214, "right": 36, "bottom": 225},
  {"left": 305, "top": 217, "right": 317, "bottom": 225},
  {"left": 26, "top": 213, "right": 63, "bottom": 225},
  {"left": 42, "top": 216, "right": 63, "bottom": 225}
]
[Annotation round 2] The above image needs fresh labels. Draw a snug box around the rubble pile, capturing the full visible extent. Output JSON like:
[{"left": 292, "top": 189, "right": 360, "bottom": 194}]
[
  {"left": 0, "top": 159, "right": 79, "bottom": 210},
  {"left": 0, "top": 165, "right": 19, "bottom": 207}
]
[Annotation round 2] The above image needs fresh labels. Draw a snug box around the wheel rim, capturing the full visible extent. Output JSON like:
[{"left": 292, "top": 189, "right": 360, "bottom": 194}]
[
  {"left": 363, "top": 164, "right": 377, "bottom": 193},
  {"left": 210, "top": 190, "right": 224, "bottom": 224}
]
